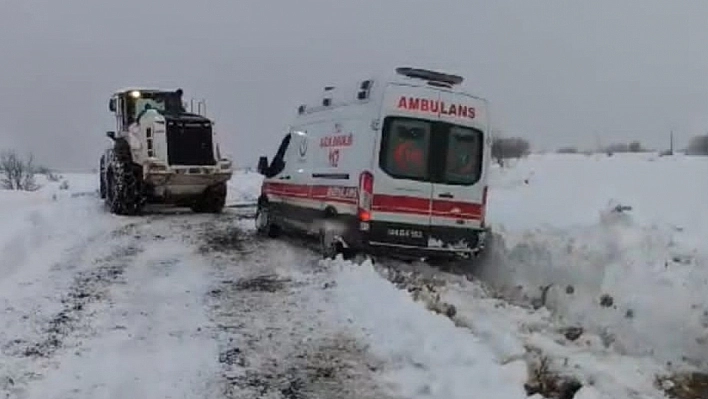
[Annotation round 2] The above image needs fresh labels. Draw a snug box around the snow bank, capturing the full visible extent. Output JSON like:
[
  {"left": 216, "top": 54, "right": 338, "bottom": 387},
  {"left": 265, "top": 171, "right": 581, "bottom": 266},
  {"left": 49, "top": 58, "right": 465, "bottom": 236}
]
[
  {"left": 442, "top": 277, "right": 668, "bottom": 398},
  {"left": 0, "top": 173, "right": 106, "bottom": 281},
  {"left": 326, "top": 257, "right": 528, "bottom": 399},
  {"left": 480, "top": 152, "right": 708, "bottom": 368},
  {"left": 226, "top": 169, "right": 263, "bottom": 205}
]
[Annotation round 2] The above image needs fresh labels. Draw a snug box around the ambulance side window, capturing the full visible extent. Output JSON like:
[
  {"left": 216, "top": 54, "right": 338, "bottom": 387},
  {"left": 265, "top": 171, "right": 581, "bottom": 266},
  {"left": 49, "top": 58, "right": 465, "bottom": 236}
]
[{"left": 266, "top": 133, "right": 292, "bottom": 178}]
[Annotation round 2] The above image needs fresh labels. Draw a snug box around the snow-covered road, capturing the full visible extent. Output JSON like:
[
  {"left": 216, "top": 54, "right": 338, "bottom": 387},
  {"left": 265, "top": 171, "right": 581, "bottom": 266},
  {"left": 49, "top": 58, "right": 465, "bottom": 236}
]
[
  {"left": 1, "top": 153, "right": 706, "bottom": 399},
  {"left": 0, "top": 194, "right": 399, "bottom": 399},
  {"left": 0, "top": 191, "right": 528, "bottom": 399}
]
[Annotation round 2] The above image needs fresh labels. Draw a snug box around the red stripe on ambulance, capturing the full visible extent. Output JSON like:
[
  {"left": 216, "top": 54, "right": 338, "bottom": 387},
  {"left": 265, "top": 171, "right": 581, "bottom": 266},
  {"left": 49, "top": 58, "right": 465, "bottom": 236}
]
[
  {"left": 264, "top": 182, "right": 482, "bottom": 221},
  {"left": 431, "top": 200, "right": 482, "bottom": 219},
  {"left": 372, "top": 194, "right": 431, "bottom": 216}
]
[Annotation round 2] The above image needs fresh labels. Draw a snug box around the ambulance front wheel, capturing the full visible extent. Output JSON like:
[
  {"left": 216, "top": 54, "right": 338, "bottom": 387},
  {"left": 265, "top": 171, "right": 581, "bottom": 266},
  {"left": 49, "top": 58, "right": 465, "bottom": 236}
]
[{"left": 255, "top": 201, "right": 280, "bottom": 238}]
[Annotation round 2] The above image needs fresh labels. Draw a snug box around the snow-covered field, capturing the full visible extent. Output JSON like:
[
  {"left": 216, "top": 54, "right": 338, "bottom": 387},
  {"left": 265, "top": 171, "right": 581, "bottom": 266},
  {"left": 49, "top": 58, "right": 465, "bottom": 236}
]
[
  {"left": 0, "top": 154, "right": 705, "bottom": 399},
  {"left": 482, "top": 153, "right": 708, "bottom": 368}
]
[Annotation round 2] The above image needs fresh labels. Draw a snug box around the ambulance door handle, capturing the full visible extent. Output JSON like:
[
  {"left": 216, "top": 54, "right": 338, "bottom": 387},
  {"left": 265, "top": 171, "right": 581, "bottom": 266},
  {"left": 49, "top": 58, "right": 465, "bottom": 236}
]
[
  {"left": 438, "top": 192, "right": 454, "bottom": 199},
  {"left": 279, "top": 175, "right": 291, "bottom": 180}
]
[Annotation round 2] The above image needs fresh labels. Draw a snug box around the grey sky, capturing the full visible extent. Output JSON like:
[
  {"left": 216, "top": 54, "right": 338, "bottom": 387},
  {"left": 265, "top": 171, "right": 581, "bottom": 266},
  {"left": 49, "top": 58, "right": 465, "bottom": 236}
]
[{"left": 1, "top": 0, "right": 707, "bottom": 170}]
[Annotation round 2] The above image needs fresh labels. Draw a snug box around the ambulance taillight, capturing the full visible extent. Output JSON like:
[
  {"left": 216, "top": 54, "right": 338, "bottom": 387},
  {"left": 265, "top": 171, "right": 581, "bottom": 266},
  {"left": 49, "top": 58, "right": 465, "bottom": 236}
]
[{"left": 358, "top": 171, "right": 374, "bottom": 222}]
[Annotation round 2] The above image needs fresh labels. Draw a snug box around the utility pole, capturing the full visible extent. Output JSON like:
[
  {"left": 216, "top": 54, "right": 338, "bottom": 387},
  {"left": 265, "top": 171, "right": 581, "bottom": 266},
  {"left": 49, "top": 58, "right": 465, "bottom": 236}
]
[{"left": 669, "top": 130, "right": 674, "bottom": 155}]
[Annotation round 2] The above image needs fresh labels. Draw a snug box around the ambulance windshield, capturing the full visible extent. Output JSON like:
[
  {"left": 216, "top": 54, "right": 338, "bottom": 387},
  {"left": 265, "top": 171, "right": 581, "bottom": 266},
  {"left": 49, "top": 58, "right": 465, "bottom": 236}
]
[{"left": 379, "top": 117, "right": 484, "bottom": 185}]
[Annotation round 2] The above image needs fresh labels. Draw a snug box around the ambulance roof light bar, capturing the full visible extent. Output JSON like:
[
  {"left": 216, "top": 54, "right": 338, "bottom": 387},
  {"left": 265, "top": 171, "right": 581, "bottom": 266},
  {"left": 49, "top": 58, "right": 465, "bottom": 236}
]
[{"left": 395, "top": 67, "right": 464, "bottom": 87}]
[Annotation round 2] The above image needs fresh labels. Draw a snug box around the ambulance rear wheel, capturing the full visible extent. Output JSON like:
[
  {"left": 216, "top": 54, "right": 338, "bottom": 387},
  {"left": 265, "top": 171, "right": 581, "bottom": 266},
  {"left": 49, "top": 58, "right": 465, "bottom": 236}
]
[
  {"left": 255, "top": 201, "right": 280, "bottom": 238},
  {"left": 319, "top": 228, "right": 344, "bottom": 260}
]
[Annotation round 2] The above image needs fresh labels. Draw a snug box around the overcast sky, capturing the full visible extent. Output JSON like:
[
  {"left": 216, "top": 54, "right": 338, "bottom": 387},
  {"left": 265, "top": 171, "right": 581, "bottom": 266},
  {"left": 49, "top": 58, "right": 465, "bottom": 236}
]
[{"left": 0, "top": 0, "right": 707, "bottom": 170}]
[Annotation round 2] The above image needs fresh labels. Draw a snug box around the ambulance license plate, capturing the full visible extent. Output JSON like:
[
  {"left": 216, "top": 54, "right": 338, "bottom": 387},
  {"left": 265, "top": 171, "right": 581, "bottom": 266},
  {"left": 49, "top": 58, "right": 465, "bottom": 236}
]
[{"left": 386, "top": 228, "right": 425, "bottom": 240}]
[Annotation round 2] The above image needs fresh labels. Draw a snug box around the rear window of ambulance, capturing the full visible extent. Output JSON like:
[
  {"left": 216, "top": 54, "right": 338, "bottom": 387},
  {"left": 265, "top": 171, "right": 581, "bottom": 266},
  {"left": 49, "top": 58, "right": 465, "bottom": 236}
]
[
  {"left": 443, "top": 125, "right": 484, "bottom": 185},
  {"left": 380, "top": 119, "right": 431, "bottom": 180}
]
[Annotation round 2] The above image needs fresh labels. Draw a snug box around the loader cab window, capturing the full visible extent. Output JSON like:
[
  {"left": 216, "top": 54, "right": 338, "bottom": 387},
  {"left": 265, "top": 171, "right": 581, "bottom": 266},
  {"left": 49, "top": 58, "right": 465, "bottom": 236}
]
[
  {"left": 113, "top": 95, "right": 136, "bottom": 131},
  {"left": 113, "top": 96, "right": 125, "bottom": 131},
  {"left": 162, "top": 93, "right": 186, "bottom": 114},
  {"left": 122, "top": 95, "right": 138, "bottom": 126},
  {"left": 141, "top": 91, "right": 186, "bottom": 115},
  {"left": 121, "top": 91, "right": 186, "bottom": 126}
]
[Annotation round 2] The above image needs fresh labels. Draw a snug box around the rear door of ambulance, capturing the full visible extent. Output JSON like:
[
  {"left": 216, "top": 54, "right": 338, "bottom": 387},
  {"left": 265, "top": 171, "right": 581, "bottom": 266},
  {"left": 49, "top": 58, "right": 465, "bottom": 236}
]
[
  {"left": 428, "top": 90, "right": 488, "bottom": 249},
  {"left": 368, "top": 83, "right": 439, "bottom": 249}
]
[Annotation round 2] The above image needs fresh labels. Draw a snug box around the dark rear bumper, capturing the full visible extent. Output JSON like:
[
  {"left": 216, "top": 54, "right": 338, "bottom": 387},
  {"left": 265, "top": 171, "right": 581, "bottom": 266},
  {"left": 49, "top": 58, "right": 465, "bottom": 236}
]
[{"left": 342, "top": 219, "right": 488, "bottom": 260}]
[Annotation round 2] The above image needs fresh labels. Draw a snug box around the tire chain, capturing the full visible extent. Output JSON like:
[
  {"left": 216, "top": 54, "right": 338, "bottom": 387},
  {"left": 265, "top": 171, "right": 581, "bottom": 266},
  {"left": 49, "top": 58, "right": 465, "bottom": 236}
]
[{"left": 106, "top": 142, "right": 146, "bottom": 215}]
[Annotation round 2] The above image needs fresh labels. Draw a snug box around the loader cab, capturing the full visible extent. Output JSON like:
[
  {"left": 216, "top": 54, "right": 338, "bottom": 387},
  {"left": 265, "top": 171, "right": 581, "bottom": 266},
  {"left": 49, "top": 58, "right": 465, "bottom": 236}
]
[{"left": 109, "top": 88, "right": 187, "bottom": 131}]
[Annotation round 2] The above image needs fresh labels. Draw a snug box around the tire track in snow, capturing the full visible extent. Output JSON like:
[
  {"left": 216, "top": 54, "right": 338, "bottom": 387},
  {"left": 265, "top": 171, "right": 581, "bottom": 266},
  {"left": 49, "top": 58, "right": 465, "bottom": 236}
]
[
  {"left": 194, "top": 214, "right": 398, "bottom": 399},
  {"left": 0, "top": 219, "right": 148, "bottom": 399},
  {"left": 21, "top": 217, "right": 222, "bottom": 399}
]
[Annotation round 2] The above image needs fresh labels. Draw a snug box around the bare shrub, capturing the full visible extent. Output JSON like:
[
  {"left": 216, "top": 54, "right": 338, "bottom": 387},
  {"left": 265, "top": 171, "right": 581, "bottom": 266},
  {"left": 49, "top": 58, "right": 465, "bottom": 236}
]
[
  {"left": 0, "top": 150, "right": 39, "bottom": 191},
  {"left": 686, "top": 135, "right": 708, "bottom": 155},
  {"left": 603, "top": 141, "right": 648, "bottom": 154},
  {"left": 36, "top": 165, "right": 61, "bottom": 182},
  {"left": 556, "top": 146, "right": 579, "bottom": 154},
  {"left": 524, "top": 352, "right": 583, "bottom": 399},
  {"left": 492, "top": 136, "right": 531, "bottom": 166}
]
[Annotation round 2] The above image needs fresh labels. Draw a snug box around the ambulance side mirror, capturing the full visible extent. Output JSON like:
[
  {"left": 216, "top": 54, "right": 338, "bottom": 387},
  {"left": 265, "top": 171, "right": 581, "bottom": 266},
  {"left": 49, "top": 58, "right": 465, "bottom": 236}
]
[{"left": 257, "top": 156, "right": 269, "bottom": 175}]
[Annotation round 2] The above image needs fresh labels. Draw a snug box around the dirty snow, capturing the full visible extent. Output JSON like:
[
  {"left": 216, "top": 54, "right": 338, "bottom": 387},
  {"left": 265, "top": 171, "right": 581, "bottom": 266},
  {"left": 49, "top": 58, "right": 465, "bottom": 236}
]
[
  {"left": 326, "top": 257, "right": 528, "bottom": 399},
  {"left": 0, "top": 153, "right": 706, "bottom": 399}
]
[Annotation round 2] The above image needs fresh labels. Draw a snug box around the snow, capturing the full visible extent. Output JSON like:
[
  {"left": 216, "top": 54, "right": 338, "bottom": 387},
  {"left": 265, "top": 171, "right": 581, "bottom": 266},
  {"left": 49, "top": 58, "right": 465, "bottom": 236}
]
[
  {"left": 22, "top": 239, "right": 220, "bottom": 399},
  {"left": 226, "top": 169, "right": 263, "bottom": 206},
  {"left": 0, "top": 153, "right": 706, "bottom": 399},
  {"left": 325, "top": 257, "right": 528, "bottom": 399},
  {"left": 480, "top": 152, "right": 708, "bottom": 369}
]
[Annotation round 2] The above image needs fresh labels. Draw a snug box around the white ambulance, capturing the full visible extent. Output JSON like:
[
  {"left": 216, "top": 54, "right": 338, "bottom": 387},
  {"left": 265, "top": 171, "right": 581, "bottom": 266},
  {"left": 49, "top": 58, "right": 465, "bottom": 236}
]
[{"left": 255, "top": 67, "right": 492, "bottom": 261}]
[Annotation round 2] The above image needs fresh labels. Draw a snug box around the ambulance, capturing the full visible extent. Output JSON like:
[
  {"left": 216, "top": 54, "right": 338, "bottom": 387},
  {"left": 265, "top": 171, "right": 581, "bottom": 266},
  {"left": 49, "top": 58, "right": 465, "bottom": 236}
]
[{"left": 255, "top": 67, "right": 492, "bottom": 261}]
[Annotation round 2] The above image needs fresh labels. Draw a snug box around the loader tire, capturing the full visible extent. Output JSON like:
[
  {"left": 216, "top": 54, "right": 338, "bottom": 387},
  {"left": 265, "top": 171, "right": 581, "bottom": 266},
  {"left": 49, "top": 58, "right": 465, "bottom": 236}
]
[
  {"left": 192, "top": 182, "right": 227, "bottom": 213},
  {"left": 105, "top": 141, "right": 145, "bottom": 216},
  {"left": 99, "top": 156, "right": 106, "bottom": 199}
]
